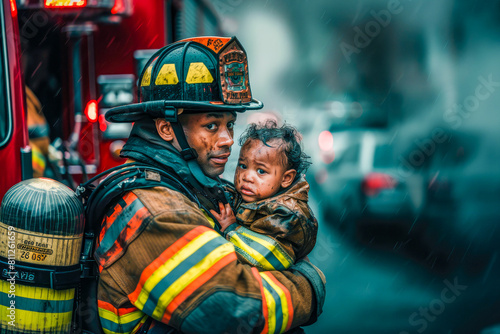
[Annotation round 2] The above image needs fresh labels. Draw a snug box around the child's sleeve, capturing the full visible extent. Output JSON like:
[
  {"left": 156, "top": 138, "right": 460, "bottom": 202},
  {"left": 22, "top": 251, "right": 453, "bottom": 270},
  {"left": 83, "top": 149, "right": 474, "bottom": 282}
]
[{"left": 223, "top": 205, "right": 315, "bottom": 271}]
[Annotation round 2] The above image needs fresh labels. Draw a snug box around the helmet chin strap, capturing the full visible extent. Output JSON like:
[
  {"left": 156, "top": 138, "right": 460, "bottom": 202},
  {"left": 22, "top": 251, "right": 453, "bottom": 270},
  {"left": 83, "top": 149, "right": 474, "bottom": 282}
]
[
  {"left": 170, "top": 121, "right": 223, "bottom": 192},
  {"left": 170, "top": 122, "right": 198, "bottom": 161}
]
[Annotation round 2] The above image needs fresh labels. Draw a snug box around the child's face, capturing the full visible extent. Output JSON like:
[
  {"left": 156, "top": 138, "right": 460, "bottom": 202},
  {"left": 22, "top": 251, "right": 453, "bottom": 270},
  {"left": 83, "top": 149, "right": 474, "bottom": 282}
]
[{"left": 234, "top": 139, "right": 296, "bottom": 202}]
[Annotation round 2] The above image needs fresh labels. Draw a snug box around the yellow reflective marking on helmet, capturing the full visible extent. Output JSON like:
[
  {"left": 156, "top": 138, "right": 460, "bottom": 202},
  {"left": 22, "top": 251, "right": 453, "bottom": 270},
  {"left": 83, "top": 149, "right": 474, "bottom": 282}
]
[
  {"left": 141, "top": 66, "right": 153, "bottom": 87},
  {"left": 186, "top": 62, "right": 214, "bottom": 84},
  {"left": 155, "top": 64, "right": 179, "bottom": 85}
]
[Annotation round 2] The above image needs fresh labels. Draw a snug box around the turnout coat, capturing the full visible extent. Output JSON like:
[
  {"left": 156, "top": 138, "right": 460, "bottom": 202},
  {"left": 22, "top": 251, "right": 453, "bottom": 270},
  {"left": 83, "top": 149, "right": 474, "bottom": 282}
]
[
  {"left": 96, "top": 185, "right": 324, "bottom": 334},
  {"left": 95, "top": 123, "right": 325, "bottom": 334}
]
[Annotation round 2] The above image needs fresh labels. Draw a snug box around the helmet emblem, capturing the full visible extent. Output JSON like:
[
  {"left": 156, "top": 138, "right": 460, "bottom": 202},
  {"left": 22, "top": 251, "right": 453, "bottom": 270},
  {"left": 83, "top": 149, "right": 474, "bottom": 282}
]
[
  {"left": 219, "top": 41, "right": 251, "bottom": 104},
  {"left": 225, "top": 62, "right": 245, "bottom": 91}
]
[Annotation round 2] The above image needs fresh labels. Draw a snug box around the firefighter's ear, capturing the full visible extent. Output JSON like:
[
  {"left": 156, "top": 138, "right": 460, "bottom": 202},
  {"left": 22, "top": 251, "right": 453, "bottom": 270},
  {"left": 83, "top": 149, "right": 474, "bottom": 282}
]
[
  {"left": 155, "top": 119, "right": 176, "bottom": 142},
  {"left": 281, "top": 169, "right": 297, "bottom": 189}
]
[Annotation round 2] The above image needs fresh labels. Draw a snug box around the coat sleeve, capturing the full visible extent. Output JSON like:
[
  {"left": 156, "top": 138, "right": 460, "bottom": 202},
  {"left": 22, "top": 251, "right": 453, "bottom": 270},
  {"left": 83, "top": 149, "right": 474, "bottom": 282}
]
[
  {"left": 223, "top": 207, "right": 297, "bottom": 271},
  {"left": 224, "top": 205, "right": 318, "bottom": 271},
  {"left": 96, "top": 188, "right": 325, "bottom": 334}
]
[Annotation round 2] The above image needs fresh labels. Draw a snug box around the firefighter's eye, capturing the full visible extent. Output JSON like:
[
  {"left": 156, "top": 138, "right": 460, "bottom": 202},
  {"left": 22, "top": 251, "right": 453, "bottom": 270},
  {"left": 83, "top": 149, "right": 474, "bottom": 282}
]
[
  {"left": 227, "top": 121, "right": 235, "bottom": 130},
  {"left": 205, "top": 123, "right": 217, "bottom": 131}
]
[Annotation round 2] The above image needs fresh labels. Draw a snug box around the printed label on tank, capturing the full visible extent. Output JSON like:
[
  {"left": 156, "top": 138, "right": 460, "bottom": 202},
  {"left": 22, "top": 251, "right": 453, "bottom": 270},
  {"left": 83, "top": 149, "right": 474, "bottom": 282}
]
[{"left": 0, "top": 222, "right": 82, "bottom": 266}]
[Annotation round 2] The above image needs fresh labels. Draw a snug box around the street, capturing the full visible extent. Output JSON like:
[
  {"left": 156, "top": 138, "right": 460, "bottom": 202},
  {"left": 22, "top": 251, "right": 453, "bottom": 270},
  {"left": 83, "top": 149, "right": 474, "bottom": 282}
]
[{"left": 306, "top": 192, "right": 500, "bottom": 334}]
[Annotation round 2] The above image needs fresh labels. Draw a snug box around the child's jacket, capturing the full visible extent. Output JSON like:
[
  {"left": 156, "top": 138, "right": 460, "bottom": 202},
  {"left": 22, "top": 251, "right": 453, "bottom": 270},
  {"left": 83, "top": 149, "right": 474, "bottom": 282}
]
[{"left": 224, "top": 176, "right": 318, "bottom": 270}]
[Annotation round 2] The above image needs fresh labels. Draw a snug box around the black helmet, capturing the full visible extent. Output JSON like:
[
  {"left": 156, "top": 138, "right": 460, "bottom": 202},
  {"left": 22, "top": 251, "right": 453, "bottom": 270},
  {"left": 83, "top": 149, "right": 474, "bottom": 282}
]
[{"left": 106, "top": 36, "right": 263, "bottom": 123}]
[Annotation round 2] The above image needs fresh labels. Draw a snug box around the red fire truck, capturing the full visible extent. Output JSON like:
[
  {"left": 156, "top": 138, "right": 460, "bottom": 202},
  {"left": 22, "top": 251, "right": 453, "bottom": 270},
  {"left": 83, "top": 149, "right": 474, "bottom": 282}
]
[{"left": 0, "top": 0, "right": 222, "bottom": 200}]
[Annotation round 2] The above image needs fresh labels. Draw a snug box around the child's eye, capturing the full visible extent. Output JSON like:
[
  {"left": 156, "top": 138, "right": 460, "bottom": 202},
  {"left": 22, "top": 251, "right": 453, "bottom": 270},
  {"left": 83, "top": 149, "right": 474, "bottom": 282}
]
[
  {"left": 257, "top": 169, "right": 267, "bottom": 175},
  {"left": 238, "top": 163, "right": 247, "bottom": 169}
]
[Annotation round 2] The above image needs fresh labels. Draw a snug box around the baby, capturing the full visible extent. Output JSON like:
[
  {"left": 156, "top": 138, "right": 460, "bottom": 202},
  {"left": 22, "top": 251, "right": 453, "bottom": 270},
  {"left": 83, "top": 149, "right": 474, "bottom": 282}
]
[{"left": 211, "top": 121, "right": 318, "bottom": 271}]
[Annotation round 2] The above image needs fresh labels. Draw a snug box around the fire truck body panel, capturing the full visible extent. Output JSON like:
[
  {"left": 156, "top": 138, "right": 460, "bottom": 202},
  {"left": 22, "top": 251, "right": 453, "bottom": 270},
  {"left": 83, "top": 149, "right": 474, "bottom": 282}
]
[
  {"left": 0, "top": 0, "right": 30, "bottom": 201},
  {"left": 0, "top": 0, "right": 222, "bottom": 199}
]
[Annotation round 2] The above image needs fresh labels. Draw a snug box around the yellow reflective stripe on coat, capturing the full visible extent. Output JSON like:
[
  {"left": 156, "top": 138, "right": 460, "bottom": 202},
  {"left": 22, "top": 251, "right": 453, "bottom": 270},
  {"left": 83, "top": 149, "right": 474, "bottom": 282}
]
[
  {"left": 227, "top": 226, "right": 293, "bottom": 270},
  {"left": 202, "top": 209, "right": 216, "bottom": 228},
  {"left": 262, "top": 287, "right": 277, "bottom": 334},
  {"left": 259, "top": 272, "right": 294, "bottom": 334},
  {"left": 261, "top": 273, "right": 290, "bottom": 333},
  {"left": 240, "top": 230, "right": 293, "bottom": 268},
  {"left": 129, "top": 227, "right": 236, "bottom": 323},
  {"left": 133, "top": 231, "right": 219, "bottom": 310},
  {"left": 99, "top": 307, "right": 144, "bottom": 325},
  {"left": 152, "top": 242, "right": 234, "bottom": 319},
  {"left": 229, "top": 233, "right": 275, "bottom": 269},
  {"left": 99, "top": 307, "right": 146, "bottom": 334}
]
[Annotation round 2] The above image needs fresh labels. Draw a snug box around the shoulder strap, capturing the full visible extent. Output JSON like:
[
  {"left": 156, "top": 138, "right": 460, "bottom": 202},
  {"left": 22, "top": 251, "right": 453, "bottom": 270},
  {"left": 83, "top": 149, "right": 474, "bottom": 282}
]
[
  {"left": 77, "top": 162, "right": 200, "bottom": 234},
  {"left": 77, "top": 162, "right": 204, "bottom": 281},
  {"left": 74, "top": 163, "right": 203, "bottom": 333}
]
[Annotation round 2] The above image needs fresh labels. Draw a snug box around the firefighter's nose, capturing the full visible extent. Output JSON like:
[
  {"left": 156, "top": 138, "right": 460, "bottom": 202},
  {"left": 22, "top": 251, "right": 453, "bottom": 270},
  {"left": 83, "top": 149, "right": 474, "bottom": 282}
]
[{"left": 218, "top": 128, "right": 234, "bottom": 148}]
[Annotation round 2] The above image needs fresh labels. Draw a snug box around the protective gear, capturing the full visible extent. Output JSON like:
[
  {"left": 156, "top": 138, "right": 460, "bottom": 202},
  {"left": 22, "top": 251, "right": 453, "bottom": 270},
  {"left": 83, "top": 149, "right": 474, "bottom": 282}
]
[
  {"left": 106, "top": 36, "right": 263, "bottom": 123},
  {"left": 26, "top": 86, "right": 50, "bottom": 177},
  {"left": 96, "top": 186, "right": 324, "bottom": 334},
  {"left": 107, "top": 36, "right": 262, "bottom": 167},
  {"left": 0, "top": 178, "right": 84, "bottom": 333}
]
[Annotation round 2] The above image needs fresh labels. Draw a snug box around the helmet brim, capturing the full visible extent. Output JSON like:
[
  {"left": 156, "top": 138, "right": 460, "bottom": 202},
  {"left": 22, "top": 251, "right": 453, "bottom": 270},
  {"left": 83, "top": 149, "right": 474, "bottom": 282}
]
[{"left": 105, "top": 99, "right": 263, "bottom": 123}]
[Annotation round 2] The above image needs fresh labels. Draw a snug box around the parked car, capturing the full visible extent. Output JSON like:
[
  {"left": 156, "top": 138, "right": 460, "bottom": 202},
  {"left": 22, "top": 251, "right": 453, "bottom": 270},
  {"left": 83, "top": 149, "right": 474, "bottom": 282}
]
[
  {"left": 414, "top": 130, "right": 500, "bottom": 271},
  {"left": 308, "top": 129, "right": 418, "bottom": 241}
]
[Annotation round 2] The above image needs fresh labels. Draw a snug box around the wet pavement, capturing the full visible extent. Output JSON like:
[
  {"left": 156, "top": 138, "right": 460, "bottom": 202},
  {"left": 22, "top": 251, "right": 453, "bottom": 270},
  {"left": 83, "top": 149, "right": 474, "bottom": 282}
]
[{"left": 305, "top": 193, "right": 500, "bottom": 334}]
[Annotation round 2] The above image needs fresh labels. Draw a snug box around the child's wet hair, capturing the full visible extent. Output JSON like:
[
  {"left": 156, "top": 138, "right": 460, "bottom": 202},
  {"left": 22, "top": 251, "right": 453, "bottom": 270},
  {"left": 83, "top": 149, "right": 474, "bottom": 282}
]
[{"left": 239, "top": 120, "right": 312, "bottom": 176}]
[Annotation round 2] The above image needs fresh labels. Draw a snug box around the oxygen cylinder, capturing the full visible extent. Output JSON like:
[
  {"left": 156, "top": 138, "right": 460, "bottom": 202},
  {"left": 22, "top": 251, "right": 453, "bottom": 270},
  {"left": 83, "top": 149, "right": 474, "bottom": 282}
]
[{"left": 0, "top": 178, "right": 84, "bottom": 333}]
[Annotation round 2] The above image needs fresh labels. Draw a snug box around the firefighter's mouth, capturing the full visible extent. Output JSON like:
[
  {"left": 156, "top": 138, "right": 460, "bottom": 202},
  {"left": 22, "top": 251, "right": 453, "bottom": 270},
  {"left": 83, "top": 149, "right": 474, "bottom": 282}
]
[{"left": 210, "top": 153, "right": 230, "bottom": 164}]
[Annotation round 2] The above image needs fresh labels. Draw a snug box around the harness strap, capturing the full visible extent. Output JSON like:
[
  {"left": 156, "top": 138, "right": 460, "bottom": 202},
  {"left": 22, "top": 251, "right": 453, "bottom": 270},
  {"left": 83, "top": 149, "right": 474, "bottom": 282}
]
[
  {"left": 75, "top": 162, "right": 225, "bottom": 333},
  {"left": 0, "top": 256, "right": 80, "bottom": 290}
]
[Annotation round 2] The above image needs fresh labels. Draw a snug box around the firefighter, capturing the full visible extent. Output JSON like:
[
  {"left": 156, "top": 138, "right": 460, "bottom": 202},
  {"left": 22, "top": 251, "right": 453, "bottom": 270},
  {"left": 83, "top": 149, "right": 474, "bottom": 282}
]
[
  {"left": 26, "top": 86, "right": 50, "bottom": 177},
  {"left": 97, "top": 37, "right": 325, "bottom": 333}
]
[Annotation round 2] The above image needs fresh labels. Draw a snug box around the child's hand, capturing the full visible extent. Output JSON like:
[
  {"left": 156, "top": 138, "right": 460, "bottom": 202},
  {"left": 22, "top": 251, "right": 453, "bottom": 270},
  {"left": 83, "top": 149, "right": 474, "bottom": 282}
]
[{"left": 210, "top": 202, "right": 236, "bottom": 232}]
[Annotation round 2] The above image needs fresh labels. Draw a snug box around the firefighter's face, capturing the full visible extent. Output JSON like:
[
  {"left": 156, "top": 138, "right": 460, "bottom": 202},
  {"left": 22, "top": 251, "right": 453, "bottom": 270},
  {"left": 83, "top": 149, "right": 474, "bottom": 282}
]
[{"left": 179, "top": 112, "right": 236, "bottom": 178}]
